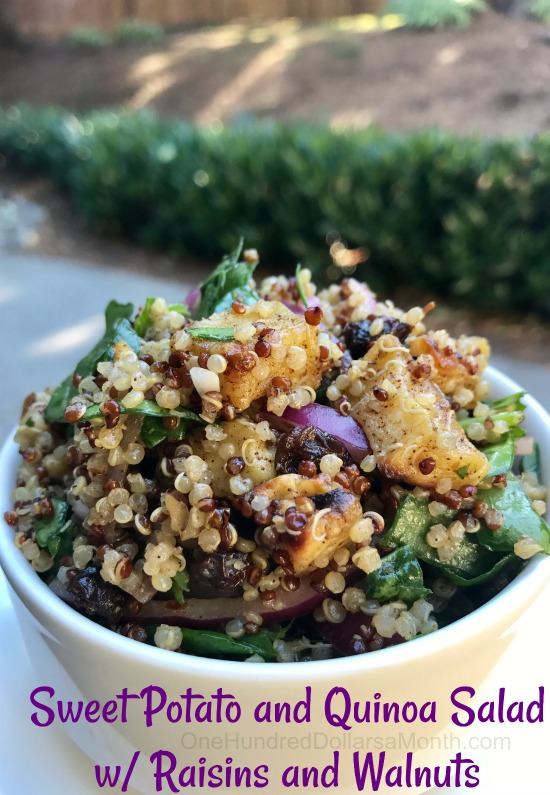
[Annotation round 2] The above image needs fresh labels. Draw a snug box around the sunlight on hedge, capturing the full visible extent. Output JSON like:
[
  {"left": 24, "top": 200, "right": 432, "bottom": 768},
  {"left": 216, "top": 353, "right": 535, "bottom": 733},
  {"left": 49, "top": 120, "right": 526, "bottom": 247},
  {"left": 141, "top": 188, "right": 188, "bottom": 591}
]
[{"left": 2, "top": 105, "right": 550, "bottom": 316}]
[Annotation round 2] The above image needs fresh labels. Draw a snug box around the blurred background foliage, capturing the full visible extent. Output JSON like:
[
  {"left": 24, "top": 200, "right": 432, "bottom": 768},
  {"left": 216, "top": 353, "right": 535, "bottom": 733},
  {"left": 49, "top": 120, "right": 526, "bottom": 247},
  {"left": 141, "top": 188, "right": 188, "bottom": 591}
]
[
  {"left": 2, "top": 0, "right": 550, "bottom": 318},
  {"left": 2, "top": 105, "right": 550, "bottom": 315},
  {"left": 385, "top": 0, "right": 487, "bottom": 28}
]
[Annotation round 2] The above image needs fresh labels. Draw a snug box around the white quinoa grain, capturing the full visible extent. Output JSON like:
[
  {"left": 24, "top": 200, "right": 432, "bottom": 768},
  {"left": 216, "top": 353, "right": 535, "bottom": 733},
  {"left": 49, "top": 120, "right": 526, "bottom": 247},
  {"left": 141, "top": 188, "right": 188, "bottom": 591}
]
[
  {"left": 426, "top": 524, "right": 448, "bottom": 548},
  {"left": 320, "top": 453, "right": 343, "bottom": 477},
  {"left": 352, "top": 546, "right": 381, "bottom": 574},
  {"left": 349, "top": 517, "right": 374, "bottom": 544},
  {"left": 466, "top": 422, "right": 487, "bottom": 442},
  {"left": 428, "top": 501, "right": 448, "bottom": 517},
  {"left": 198, "top": 528, "right": 221, "bottom": 553},
  {"left": 324, "top": 571, "right": 346, "bottom": 594},
  {"left": 322, "top": 598, "right": 347, "bottom": 624},
  {"left": 155, "top": 388, "right": 181, "bottom": 410},
  {"left": 532, "top": 500, "right": 546, "bottom": 516},
  {"left": 288, "top": 346, "right": 308, "bottom": 371},
  {"left": 154, "top": 624, "right": 183, "bottom": 651},
  {"left": 360, "top": 454, "right": 376, "bottom": 473},
  {"left": 225, "top": 618, "right": 246, "bottom": 639},
  {"left": 514, "top": 536, "right": 543, "bottom": 560},
  {"left": 207, "top": 354, "right": 227, "bottom": 374},
  {"left": 342, "top": 587, "right": 366, "bottom": 613},
  {"left": 368, "top": 318, "right": 384, "bottom": 336},
  {"left": 114, "top": 504, "right": 133, "bottom": 524}
]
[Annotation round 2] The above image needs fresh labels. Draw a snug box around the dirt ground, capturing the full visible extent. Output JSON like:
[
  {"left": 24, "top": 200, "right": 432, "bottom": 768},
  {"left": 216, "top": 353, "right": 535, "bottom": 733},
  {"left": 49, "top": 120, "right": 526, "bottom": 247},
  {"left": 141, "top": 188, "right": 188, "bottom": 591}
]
[
  {"left": 2, "top": 10, "right": 550, "bottom": 361},
  {"left": 1, "top": 11, "right": 550, "bottom": 136}
]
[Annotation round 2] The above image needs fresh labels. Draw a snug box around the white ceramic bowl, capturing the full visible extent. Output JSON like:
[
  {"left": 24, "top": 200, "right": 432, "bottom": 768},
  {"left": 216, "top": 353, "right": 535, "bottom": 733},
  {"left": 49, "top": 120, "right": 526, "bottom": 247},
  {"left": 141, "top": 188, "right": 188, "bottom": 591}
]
[{"left": 1, "top": 367, "right": 549, "bottom": 795}]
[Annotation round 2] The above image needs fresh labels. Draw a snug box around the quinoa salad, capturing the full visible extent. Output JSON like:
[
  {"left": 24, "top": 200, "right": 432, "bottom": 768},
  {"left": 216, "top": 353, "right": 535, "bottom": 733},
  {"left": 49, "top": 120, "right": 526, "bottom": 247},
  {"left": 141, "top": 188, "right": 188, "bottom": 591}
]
[{"left": 4, "top": 244, "right": 549, "bottom": 662}]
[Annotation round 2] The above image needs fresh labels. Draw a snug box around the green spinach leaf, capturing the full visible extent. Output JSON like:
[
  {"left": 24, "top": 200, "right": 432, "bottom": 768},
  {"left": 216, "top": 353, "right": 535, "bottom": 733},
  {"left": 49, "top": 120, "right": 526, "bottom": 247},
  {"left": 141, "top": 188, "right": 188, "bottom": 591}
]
[
  {"left": 212, "top": 285, "right": 259, "bottom": 314},
  {"left": 476, "top": 474, "right": 550, "bottom": 554},
  {"left": 169, "top": 303, "right": 190, "bottom": 317},
  {"left": 460, "top": 410, "right": 524, "bottom": 434},
  {"left": 134, "top": 297, "right": 155, "bottom": 337},
  {"left": 482, "top": 434, "right": 516, "bottom": 477},
  {"left": 520, "top": 441, "right": 541, "bottom": 479},
  {"left": 489, "top": 392, "right": 526, "bottom": 412},
  {"left": 194, "top": 240, "right": 259, "bottom": 319},
  {"left": 34, "top": 498, "right": 75, "bottom": 560},
  {"left": 45, "top": 301, "right": 137, "bottom": 424},
  {"left": 383, "top": 495, "right": 513, "bottom": 586},
  {"left": 82, "top": 399, "right": 202, "bottom": 449},
  {"left": 83, "top": 399, "right": 200, "bottom": 423},
  {"left": 179, "top": 628, "right": 277, "bottom": 661},
  {"left": 365, "top": 545, "right": 430, "bottom": 603},
  {"left": 135, "top": 298, "right": 189, "bottom": 338}
]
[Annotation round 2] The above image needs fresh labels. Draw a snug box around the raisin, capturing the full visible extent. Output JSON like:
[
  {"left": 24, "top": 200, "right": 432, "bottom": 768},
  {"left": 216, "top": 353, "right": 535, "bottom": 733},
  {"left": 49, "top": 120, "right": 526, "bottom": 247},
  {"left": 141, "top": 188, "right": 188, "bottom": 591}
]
[
  {"left": 275, "top": 425, "right": 353, "bottom": 475},
  {"left": 187, "top": 551, "right": 248, "bottom": 598},
  {"left": 343, "top": 317, "right": 411, "bottom": 359}
]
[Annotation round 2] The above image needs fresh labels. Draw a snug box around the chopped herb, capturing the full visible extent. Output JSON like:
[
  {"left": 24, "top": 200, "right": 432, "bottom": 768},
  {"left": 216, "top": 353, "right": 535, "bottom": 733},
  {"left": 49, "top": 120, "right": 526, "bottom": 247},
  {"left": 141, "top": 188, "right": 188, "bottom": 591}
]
[
  {"left": 455, "top": 465, "right": 469, "bottom": 479},
  {"left": 81, "top": 399, "right": 202, "bottom": 448},
  {"left": 171, "top": 570, "right": 190, "bottom": 604},
  {"left": 187, "top": 327, "right": 235, "bottom": 341},
  {"left": 295, "top": 263, "right": 309, "bottom": 308}
]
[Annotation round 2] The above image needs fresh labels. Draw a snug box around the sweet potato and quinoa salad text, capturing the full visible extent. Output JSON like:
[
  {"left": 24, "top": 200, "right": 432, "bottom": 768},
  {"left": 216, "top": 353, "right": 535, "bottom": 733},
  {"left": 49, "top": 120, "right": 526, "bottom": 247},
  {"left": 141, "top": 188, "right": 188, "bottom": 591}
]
[{"left": 4, "top": 246, "right": 549, "bottom": 662}]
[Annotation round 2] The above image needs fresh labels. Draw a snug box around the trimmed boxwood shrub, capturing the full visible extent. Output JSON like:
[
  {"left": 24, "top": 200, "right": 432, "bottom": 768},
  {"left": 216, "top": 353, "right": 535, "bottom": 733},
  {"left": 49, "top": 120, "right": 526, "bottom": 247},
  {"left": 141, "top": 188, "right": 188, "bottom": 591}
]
[{"left": 1, "top": 104, "right": 550, "bottom": 315}]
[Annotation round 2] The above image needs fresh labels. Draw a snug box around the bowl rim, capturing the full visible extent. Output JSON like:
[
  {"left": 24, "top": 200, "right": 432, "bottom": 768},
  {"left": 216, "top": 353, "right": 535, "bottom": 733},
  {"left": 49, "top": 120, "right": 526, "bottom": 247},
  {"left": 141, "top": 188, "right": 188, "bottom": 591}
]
[{"left": 1, "top": 365, "right": 549, "bottom": 682}]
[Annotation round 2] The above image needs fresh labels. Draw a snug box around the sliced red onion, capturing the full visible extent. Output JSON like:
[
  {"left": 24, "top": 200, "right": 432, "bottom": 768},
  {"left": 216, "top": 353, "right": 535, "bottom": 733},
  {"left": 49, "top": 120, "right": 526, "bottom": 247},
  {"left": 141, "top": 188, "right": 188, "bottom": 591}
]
[
  {"left": 126, "top": 578, "right": 326, "bottom": 629},
  {"left": 281, "top": 296, "right": 322, "bottom": 315},
  {"left": 185, "top": 286, "right": 201, "bottom": 313},
  {"left": 353, "top": 280, "right": 377, "bottom": 315},
  {"left": 264, "top": 403, "right": 371, "bottom": 463},
  {"left": 319, "top": 612, "right": 403, "bottom": 656}
]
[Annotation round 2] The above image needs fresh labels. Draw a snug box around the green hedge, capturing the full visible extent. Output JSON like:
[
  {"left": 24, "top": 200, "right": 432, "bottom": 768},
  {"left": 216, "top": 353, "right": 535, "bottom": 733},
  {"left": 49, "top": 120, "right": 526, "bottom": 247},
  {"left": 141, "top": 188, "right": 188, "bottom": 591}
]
[{"left": 2, "top": 105, "right": 550, "bottom": 315}]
